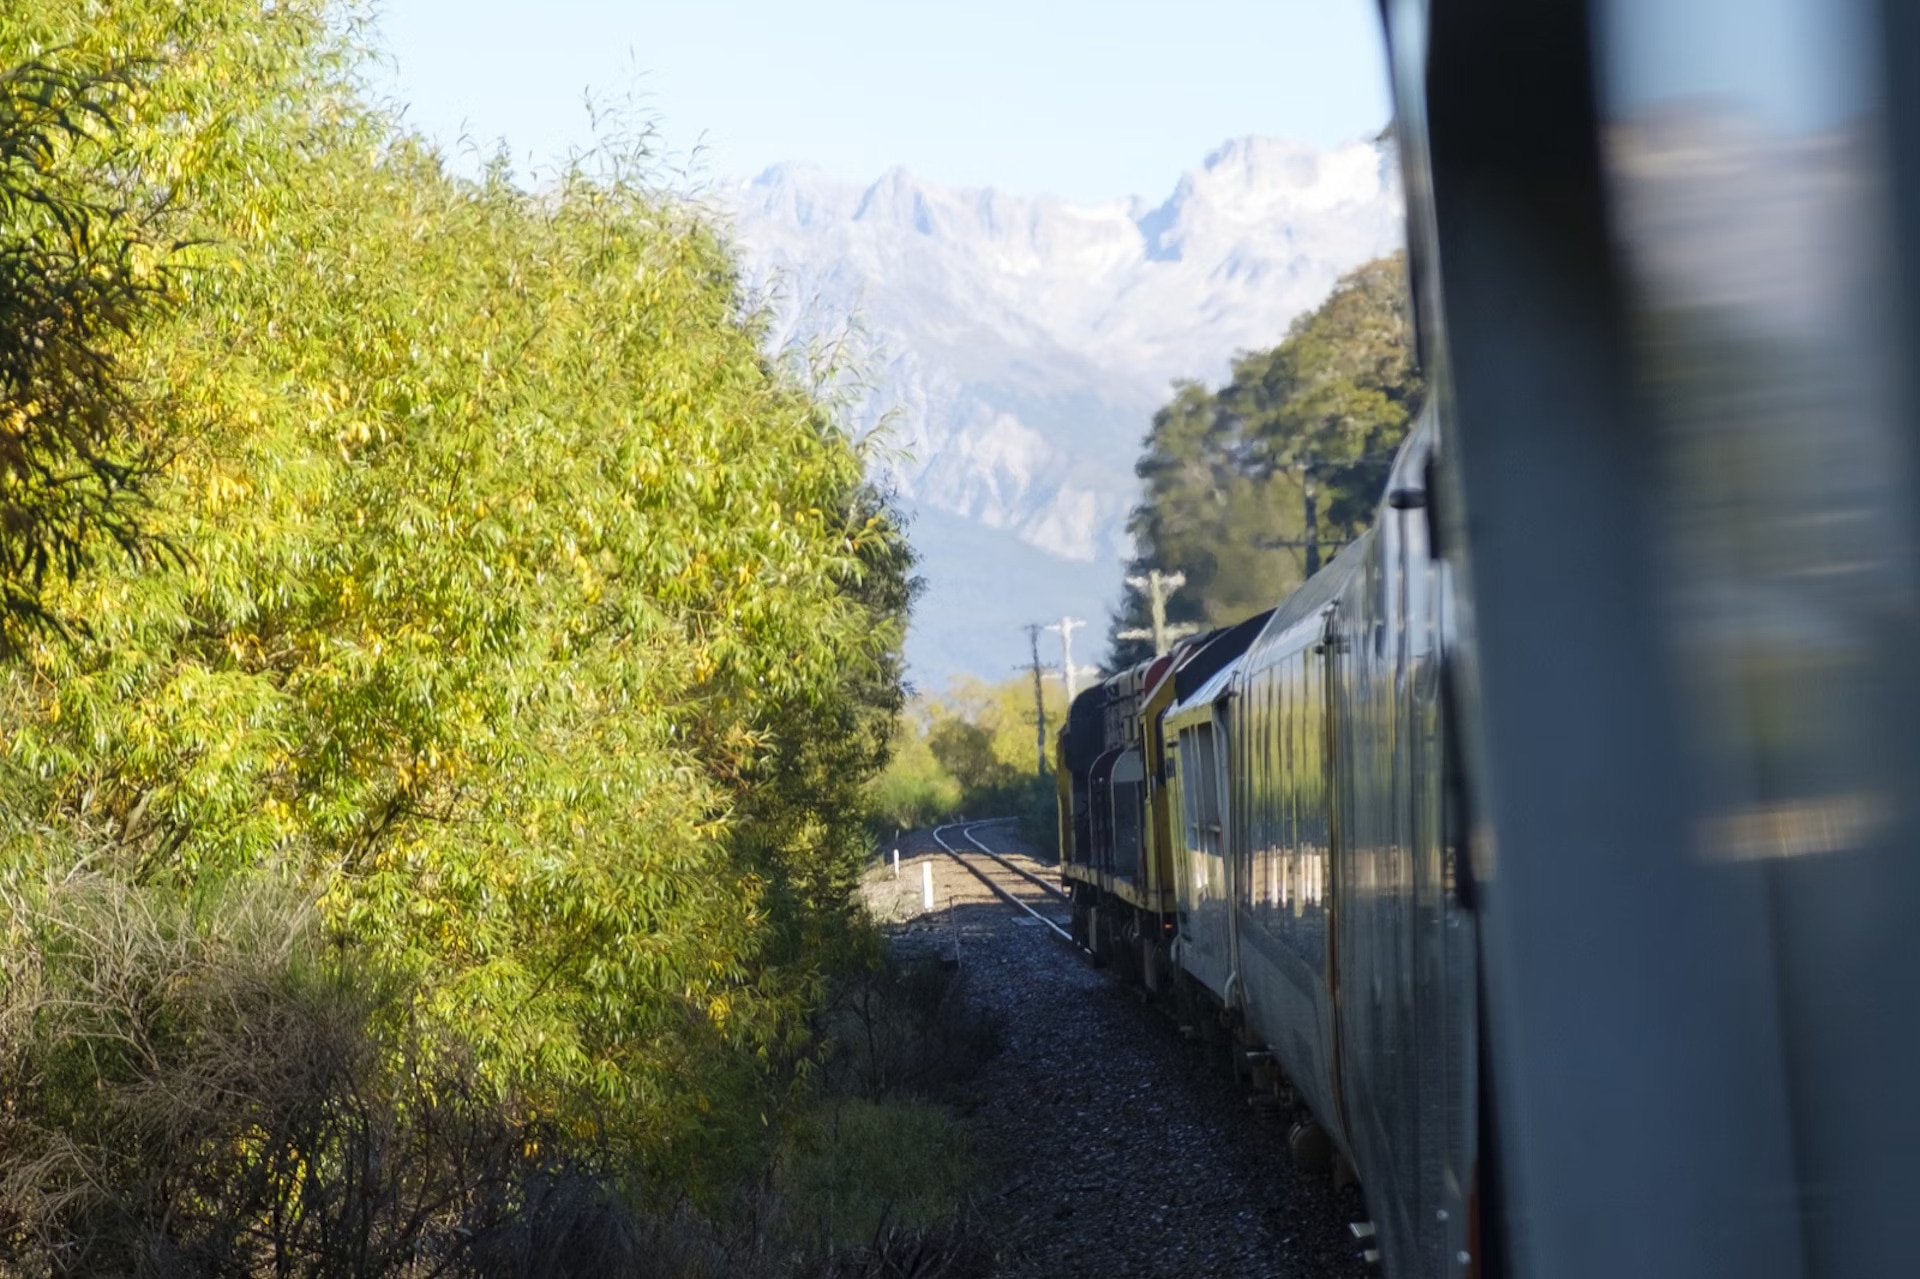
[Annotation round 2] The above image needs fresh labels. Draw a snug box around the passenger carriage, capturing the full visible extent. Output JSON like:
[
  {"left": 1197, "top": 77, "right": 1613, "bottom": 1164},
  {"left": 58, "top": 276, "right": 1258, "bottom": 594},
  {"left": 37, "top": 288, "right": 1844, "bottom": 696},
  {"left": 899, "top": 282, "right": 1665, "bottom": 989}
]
[{"left": 1060, "top": 416, "right": 1477, "bottom": 1277}]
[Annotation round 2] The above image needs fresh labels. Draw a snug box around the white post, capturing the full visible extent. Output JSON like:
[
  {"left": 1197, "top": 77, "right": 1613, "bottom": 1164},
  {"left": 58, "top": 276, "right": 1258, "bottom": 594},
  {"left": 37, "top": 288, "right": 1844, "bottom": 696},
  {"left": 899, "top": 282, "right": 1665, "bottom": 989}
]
[
  {"left": 892, "top": 849, "right": 900, "bottom": 879},
  {"left": 921, "top": 861, "right": 935, "bottom": 912}
]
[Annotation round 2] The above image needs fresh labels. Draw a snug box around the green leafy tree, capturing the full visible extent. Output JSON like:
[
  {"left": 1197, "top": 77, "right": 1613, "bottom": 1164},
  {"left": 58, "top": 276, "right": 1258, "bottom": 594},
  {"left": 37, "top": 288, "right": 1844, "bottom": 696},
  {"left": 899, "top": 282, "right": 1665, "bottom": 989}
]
[
  {"left": 1231, "top": 253, "right": 1422, "bottom": 546},
  {"left": 1111, "top": 252, "right": 1420, "bottom": 667},
  {"left": 867, "top": 677, "right": 1067, "bottom": 853},
  {"left": 0, "top": 0, "right": 914, "bottom": 1213},
  {"left": 0, "top": 51, "right": 179, "bottom": 651}
]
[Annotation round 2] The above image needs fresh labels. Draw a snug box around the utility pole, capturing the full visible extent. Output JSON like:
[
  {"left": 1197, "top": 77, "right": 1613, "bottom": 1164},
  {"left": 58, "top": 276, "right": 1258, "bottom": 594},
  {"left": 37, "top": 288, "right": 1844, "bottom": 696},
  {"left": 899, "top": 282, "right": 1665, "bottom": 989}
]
[
  {"left": 1045, "top": 615, "right": 1087, "bottom": 700},
  {"left": 1119, "top": 569, "right": 1201, "bottom": 656},
  {"left": 1022, "top": 623, "right": 1051, "bottom": 778},
  {"left": 1258, "top": 458, "right": 1347, "bottom": 576}
]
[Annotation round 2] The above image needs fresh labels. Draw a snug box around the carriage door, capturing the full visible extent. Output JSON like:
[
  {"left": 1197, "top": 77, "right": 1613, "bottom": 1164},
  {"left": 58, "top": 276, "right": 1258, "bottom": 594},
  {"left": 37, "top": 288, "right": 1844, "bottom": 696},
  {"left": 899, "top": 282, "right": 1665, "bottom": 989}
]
[
  {"left": 1215, "top": 694, "right": 1245, "bottom": 1012},
  {"left": 1174, "top": 715, "right": 1234, "bottom": 999},
  {"left": 1399, "top": 435, "right": 1472, "bottom": 1270}
]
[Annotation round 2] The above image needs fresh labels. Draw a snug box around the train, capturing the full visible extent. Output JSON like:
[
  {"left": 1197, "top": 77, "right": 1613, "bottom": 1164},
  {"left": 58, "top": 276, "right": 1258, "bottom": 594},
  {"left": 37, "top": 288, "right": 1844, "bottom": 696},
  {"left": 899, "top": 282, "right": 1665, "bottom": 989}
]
[
  {"left": 1053, "top": 3, "right": 1920, "bottom": 1276},
  {"left": 1057, "top": 412, "right": 1472, "bottom": 1277},
  {"left": 1058, "top": 2, "right": 1920, "bottom": 1274}
]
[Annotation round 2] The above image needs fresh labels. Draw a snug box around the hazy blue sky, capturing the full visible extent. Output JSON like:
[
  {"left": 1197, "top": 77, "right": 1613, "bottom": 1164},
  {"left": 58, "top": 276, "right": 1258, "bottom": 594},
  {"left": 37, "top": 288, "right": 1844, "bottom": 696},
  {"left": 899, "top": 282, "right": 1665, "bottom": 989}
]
[
  {"left": 372, "top": 0, "right": 1391, "bottom": 202},
  {"left": 1599, "top": 0, "right": 1876, "bottom": 127}
]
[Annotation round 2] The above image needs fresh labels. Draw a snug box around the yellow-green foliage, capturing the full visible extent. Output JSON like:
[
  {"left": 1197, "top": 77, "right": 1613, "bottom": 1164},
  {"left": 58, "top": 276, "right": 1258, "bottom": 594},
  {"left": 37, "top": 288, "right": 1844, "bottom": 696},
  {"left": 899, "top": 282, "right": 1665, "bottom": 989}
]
[
  {"left": 0, "top": 0, "right": 910, "bottom": 1195},
  {"left": 868, "top": 710, "right": 964, "bottom": 831},
  {"left": 869, "top": 677, "right": 1067, "bottom": 842}
]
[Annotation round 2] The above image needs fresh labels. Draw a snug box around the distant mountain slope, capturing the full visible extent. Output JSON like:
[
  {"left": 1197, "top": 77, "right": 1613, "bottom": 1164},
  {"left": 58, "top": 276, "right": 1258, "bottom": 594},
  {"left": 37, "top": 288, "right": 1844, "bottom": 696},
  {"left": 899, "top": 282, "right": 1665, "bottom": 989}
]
[
  {"left": 890, "top": 505, "right": 1117, "bottom": 698},
  {"left": 719, "top": 136, "right": 1402, "bottom": 685}
]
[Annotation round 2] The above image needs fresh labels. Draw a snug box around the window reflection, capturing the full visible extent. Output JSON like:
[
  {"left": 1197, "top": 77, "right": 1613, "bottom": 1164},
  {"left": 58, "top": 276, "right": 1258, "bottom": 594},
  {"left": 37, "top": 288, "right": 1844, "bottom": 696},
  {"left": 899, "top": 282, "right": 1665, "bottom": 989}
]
[{"left": 1595, "top": 0, "right": 1911, "bottom": 860}]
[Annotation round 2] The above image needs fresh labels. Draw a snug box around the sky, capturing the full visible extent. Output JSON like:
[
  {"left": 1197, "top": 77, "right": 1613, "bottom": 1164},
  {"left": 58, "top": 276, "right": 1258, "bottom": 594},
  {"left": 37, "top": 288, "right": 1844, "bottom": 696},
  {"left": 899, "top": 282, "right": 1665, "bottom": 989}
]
[
  {"left": 1599, "top": 0, "right": 1877, "bottom": 128},
  {"left": 371, "top": 0, "right": 1392, "bottom": 203}
]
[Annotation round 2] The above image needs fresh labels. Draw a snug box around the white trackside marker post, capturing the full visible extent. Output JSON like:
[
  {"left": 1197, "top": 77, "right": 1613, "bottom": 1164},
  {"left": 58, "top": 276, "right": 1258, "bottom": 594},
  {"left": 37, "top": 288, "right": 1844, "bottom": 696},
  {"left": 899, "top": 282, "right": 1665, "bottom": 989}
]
[
  {"left": 892, "top": 849, "right": 900, "bottom": 879},
  {"left": 922, "top": 861, "right": 935, "bottom": 912}
]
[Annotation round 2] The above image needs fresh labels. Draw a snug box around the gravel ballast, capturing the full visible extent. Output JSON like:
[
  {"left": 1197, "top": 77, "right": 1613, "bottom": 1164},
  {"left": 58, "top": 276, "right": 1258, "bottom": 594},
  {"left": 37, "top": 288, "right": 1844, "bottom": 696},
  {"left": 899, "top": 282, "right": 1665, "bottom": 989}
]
[{"left": 865, "top": 824, "right": 1371, "bottom": 1279}]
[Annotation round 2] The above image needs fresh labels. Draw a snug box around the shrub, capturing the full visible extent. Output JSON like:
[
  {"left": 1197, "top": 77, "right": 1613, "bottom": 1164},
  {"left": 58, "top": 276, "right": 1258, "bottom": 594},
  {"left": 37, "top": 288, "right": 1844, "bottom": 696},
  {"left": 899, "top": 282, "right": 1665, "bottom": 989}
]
[
  {"left": 776, "top": 937, "right": 1000, "bottom": 1277},
  {"left": 0, "top": 875, "right": 499, "bottom": 1274},
  {"left": 781, "top": 1099, "right": 985, "bottom": 1265}
]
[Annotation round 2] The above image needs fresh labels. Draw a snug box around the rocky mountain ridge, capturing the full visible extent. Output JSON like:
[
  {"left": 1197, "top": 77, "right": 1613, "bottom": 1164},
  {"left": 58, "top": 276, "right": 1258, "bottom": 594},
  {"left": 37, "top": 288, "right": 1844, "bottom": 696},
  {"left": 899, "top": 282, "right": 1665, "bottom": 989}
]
[{"left": 719, "top": 135, "right": 1402, "bottom": 684}]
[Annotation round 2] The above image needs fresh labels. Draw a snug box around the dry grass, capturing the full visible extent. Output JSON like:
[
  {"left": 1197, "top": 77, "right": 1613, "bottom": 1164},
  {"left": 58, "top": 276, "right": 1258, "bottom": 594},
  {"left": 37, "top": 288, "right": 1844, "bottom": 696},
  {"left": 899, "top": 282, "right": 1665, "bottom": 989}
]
[{"left": 0, "top": 876, "right": 1003, "bottom": 1277}]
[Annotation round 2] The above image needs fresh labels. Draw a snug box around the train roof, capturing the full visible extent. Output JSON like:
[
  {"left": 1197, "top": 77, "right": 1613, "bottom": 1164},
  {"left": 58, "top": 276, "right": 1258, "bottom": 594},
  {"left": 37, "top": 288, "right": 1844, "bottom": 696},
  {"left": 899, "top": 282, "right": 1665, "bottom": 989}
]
[
  {"left": 1243, "top": 529, "right": 1372, "bottom": 665},
  {"left": 1171, "top": 607, "right": 1273, "bottom": 702},
  {"left": 1166, "top": 518, "right": 1376, "bottom": 721},
  {"left": 1171, "top": 656, "right": 1237, "bottom": 719},
  {"left": 1240, "top": 416, "right": 1432, "bottom": 669},
  {"left": 1063, "top": 681, "right": 1106, "bottom": 772}
]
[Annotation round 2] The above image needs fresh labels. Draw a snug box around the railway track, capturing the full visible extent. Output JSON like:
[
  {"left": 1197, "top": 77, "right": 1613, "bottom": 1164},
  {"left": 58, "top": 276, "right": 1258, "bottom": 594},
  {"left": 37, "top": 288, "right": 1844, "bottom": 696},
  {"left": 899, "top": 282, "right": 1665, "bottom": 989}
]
[{"left": 930, "top": 820, "right": 1076, "bottom": 945}]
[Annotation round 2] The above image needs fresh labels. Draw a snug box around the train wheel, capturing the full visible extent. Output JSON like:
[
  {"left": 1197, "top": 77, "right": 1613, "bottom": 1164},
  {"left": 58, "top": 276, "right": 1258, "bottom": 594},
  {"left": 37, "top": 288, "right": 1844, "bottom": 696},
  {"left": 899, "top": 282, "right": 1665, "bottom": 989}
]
[
  {"left": 1111, "top": 915, "right": 1139, "bottom": 986},
  {"left": 1288, "top": 1117, "right": 1333, "bottom": 1174}
]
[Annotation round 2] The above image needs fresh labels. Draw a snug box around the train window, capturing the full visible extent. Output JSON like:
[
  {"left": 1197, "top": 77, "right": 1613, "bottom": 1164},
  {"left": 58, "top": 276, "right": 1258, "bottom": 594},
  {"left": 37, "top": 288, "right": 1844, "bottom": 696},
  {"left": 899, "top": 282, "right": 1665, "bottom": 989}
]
[
  {"left": 1110, "top": 750, "right": 1146, "bottom": 880},
  {"left": 1258, "top": 670, "right": 1272, "bottom": 913},
  {"left": 1298, "top": 656, "right": 1312, "bottom": 907},
  {"left": 1289, "top": 655, "right": 1304, "bottom": 911},
  {"left": 1178, "top": 729, "right": 1200, "bottom": 850},
  {"left": 1267, "top": 677, "right": 1278, "bottom": 910},
  {"left": 1285, "top": 656, "right": 1297, "bottom": 914},
  {"left": 1237, "top": 709, "right": 1254, "bottom": 903},
  {"left": 1243, "top": 697, "right": 1260, "bottom": 911},
  {"left": 1251, "top": 672, "right": 1264, "bottom": 911},
  {"left": 1191, "top": 724, "right": 1219, "bottom": 836},
  {"left": 1305, "top": 648, "right": 1323, "bottom": 911},
  {"left": 1273, "top": 670, "right": 1285, "bottom": 910},
  {"left": 1271, "top": 673, "right": 1281, "bottom": 908},
  {"left": 1267, "top": 661, "right": 1279, "bottom": 892}
]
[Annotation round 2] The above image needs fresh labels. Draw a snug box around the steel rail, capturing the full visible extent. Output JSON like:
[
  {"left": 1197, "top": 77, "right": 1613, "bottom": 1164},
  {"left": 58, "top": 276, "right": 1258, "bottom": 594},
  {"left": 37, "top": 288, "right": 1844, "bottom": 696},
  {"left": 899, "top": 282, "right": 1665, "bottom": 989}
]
[
  {"left": 954, "top": 820, "right": 1069, "bottom": 901},
  {"left": 931, "top": 821, "right": 1075, "bottom": 944}
]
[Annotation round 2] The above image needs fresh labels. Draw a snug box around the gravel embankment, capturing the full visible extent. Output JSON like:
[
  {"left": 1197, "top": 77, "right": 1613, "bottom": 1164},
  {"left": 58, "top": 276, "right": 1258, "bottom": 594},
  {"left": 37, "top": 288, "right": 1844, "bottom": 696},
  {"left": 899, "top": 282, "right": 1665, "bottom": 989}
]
[{"left": 864, "top": 824, "right": 1370, "bottom": 1279}]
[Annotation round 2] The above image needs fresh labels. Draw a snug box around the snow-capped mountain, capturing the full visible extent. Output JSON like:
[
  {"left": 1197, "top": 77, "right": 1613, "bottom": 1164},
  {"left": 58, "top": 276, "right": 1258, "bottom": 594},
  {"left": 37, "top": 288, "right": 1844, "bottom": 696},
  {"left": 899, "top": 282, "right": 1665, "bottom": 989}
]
[{"left": 718, "top": 136, "right": 1402, "bottom": 687}]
